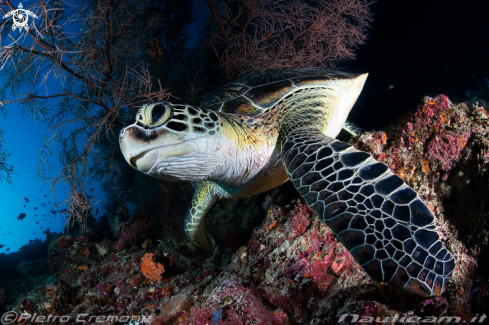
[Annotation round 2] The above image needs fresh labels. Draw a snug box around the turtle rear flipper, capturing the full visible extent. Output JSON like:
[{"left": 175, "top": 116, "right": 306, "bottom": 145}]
[
  {"left": 342, "top": 121, "right": 365, "bottom": 137},
  {"left": 281, "top": 131, "right": 455, "bottom": 296}
]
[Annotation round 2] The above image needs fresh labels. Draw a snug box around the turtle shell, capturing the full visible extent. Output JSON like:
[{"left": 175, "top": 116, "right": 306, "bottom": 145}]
[{"left": 199, "top": 69, "right": 360, "bottom": 116}]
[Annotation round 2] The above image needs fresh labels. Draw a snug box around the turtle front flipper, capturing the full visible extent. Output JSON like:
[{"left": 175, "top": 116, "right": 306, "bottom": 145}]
[
  {"left": 281, "top": 131, "right": 455, "bottom": 296},
  {"left": 184, "top": 181, "right": 225, "bottom": 252}
]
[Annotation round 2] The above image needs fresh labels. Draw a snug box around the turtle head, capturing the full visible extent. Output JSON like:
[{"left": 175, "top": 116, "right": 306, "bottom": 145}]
[{"left": 119, "top": 102, "right": 222, "bottom": 181}]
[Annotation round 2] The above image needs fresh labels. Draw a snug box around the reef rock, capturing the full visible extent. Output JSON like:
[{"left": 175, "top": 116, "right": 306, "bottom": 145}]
[
  {"left": 5, "top": 95, "right": 488, "bottom": 325},
  {"left": 180, "top": 95, "right": 485, "bottom": 323}
]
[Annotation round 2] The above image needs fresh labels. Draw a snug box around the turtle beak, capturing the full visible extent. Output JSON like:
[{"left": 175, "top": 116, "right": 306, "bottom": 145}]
[
  {"left": 119, "top": 126, "right": 134, "bottom": 167},
  {"left": 120, "top": 127, "right": 159, "bottom": 172},
  {"left": 130, "top": 150, "right": 159, "bottom": 172},
  {"left": 129, "top": 157, "right": 136, "bottom": 169}
]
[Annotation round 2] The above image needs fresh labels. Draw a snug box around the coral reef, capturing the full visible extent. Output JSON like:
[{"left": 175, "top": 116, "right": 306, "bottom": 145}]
[
  {"left": 351, "top": 95, "right": 488, "bottom": 318},
  {"left": 2, "top": 95, "right": 488, "bottom": 324}
]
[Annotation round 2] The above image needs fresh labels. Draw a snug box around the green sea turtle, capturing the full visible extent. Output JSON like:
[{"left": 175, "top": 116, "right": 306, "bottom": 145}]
[{"left": 119, "top": 69, "right": 455, "bottom": 296}]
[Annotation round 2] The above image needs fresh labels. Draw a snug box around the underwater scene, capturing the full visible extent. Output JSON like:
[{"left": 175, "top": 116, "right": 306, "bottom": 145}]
[{"left": 0, "top": 0, "right": 488, "bottom": 324}]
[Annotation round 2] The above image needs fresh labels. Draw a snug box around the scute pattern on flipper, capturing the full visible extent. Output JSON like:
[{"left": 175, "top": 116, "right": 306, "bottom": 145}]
[{"left": 281, "top": 132, "right": 455, "bottom": 296}]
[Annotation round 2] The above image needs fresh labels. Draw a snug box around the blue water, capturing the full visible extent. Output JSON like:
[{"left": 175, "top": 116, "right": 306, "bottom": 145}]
[
  {"left": 0, "top": 102, "right": 104, "bottom": 253},
  {"left": 0, "top": 103, "right": 66, "bottom": 252}
]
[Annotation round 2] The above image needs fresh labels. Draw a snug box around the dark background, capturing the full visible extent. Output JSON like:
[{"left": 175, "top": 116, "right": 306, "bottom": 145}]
[{"left": 349, "top": 0, "right": 489, "bottom": 130}]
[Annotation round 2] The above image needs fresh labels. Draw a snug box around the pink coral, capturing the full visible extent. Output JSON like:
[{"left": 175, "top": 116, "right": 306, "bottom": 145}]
[
  {"left": 421, "top": 295, "right": 447, "bottom": 312},
  {"left": 182, "top": 198, "right": 367, "bottom": 324},
  {"left": 179, "top": 276, "right": 285, "bottom": 325}
]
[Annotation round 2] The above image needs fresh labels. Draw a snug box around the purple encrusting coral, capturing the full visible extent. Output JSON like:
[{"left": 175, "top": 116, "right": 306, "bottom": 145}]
[
  {"left": 176, "top": 198, "right": 369, "bottom": 324},
  {"left": 4, "top": 95, "right": 489, "bottom": 324}
]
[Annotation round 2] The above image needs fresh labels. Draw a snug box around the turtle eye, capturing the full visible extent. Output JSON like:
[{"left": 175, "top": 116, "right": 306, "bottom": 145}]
[{"left": 151, "top": 103, "right": 167, "bottom": 123}]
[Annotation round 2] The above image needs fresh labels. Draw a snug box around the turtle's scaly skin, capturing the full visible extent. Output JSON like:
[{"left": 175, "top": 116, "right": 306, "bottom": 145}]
[
  {"left": 119, "top": 69, "right": 455, "bottom": 296},
  {"left": 281, "top": 132, "right": 454, "bottom": 296}
]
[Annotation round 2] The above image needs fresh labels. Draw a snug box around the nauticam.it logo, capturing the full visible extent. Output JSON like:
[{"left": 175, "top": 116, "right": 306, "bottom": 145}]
[{"left": 1, "top": 2, "right": 40, "bottom": 47}]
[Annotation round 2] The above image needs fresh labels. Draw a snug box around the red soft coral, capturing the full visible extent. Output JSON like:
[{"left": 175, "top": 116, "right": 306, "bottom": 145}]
[{"left": 141, "top": 253, "right": 164, "bottom": 281}]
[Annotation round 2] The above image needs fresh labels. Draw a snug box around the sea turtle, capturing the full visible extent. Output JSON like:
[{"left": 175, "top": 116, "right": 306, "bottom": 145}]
[{"left": 119, "top": 69, "right": 455, "bottom": 296}]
